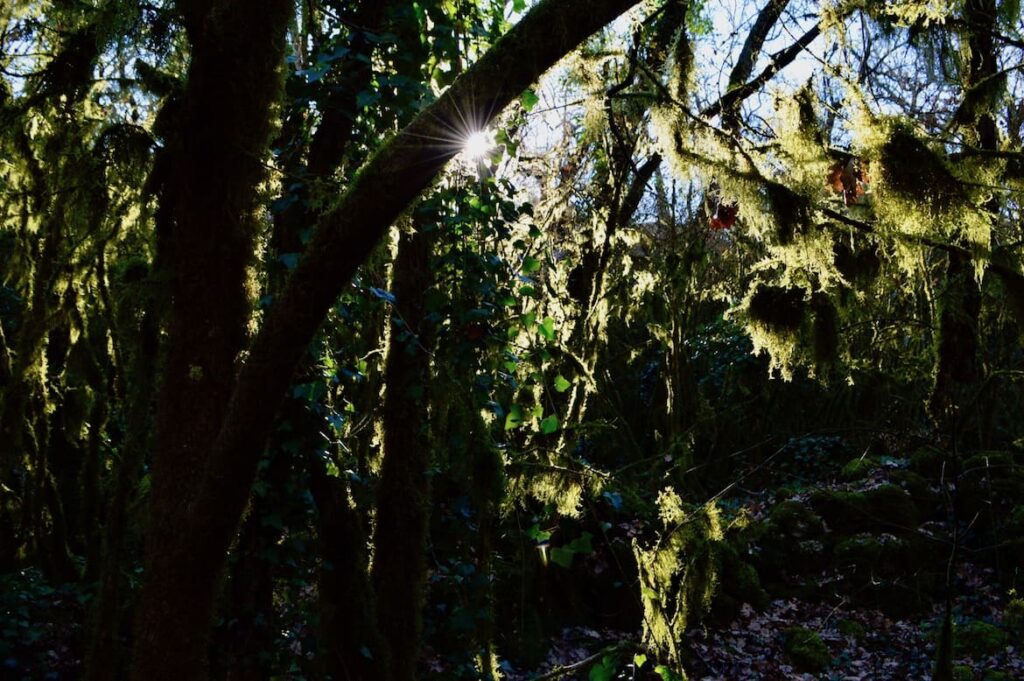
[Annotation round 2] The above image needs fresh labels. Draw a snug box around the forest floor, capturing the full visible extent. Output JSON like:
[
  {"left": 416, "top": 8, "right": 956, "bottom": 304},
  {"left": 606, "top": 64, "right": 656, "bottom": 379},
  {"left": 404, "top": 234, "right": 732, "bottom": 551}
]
[
  {"left": 509, "top": 442, "right": 1024, "bottom": 681},
  {"left": 512, "top": 550, "right": 1020, "bottom": 681}
]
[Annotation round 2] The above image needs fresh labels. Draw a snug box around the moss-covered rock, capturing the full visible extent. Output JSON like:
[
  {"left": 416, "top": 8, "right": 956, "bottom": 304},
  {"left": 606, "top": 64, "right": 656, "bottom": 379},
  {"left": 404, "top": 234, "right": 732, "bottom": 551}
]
[
  {"left": 834, "top": 533, "right": 909, "bottom": 572},
  {"left": 839, "top": 457, "right": 878, "bottom": 482},
  {"left": 709, "top": 542, "right": 770, "bottom": 624},
  {"left": 769, "top": 499, "right": 824, "bottom": 539},
  {"left": 982, "top": 671, "right": 1011, "bottom": 681},
  {"left": 890, "top": 469, "right": 940, "bottom": 519},
  {"left": 836, "top": 618, "right": 866, "bottom": 638},
  {"left": 782, "top": 627, "right": 830, "bottom": 674},
  {"left": 910, "top": 445, "right": 946, "bottom": 479},
  {"left": 810, "top": 484, "right": 920, "bottom": 535},
  {"left": 954, "top": 620, "right": 1009, "bottom": 658},
  {"left": 953, "top": 665, "right": 974, "bottom": 681}
]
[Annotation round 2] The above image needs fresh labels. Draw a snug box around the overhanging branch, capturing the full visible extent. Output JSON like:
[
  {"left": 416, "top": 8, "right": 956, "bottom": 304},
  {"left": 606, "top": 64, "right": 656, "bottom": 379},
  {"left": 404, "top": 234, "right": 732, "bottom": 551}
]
[{"left": 186, "top": 0, "right": 648, "bottom": 555}]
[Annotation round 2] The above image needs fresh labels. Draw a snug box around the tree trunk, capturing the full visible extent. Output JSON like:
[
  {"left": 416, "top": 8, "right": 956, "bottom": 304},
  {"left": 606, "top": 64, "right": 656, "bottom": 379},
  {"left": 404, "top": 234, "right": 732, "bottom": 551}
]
[
  {"left": 373, "top": 222, "right": 436, "bottom": 681},
  {"left": 130, "top": 2, "right": 292, "bottom": 678}
]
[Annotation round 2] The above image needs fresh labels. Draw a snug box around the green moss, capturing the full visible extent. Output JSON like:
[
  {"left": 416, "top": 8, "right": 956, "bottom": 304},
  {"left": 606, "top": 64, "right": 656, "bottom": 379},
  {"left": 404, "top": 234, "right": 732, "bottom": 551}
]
[
  {"left": 878, "top": 125, "right": 961, "bottom": 213},
  {"left": 910, "top": 445, "right": 946, "bottom": 479},
  {"left": 890, "top": 469, "right": 938, "bottom": 514},
  {"left": 954, "top": 620, "right": 1009, "bottom": 658},
  {"left": 833, "top": 239, "right": 881, "bottom": 286},
  {"left": 982, "top": 671, "right": 1011, "bottom": 681},
  {"left": 634, "top": 498, "right": 722, "bottom": 669},
  {"left": 834, "top": 533, "right": 909, "bottom": 574},
  {"left": 710, "top": 543, "right": 769, "bottom": 624},
  {"left": 810, "top": 484, "right": 919, "bottom": 535},
  {"left": 834, "top": 534, "right": 882, "bottom": 565},
  {"left": 839, "top": 457, "right": 878, "bottom": 482},
  {"left": 953, "top": 665, "right": 973, "bottom": 681},
  {"left": 782, "top": 627, "right": 830, "bottom": 674},
  {"left": 769, "top": 500, "right": 823, "bottom": 539},
  {"left": 836, "top": 619, "right": 866, "bottom": 638},
  {"left": 765, "top": 181, "right": 811, "bottom": 244}
]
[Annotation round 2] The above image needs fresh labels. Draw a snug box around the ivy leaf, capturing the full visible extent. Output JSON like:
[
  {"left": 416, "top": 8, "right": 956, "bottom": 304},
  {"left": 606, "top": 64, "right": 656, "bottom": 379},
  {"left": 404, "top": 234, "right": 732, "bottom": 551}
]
[
  {"left": 588, "top": 655, "right": 618, "bottom": 681},
  {"left": 520, "top": 88, "right": 540, "bottom": 112},
  {"left": 526, "top": 524, "right": 552, "bottom": 543},
  {"left": 550, "top": 546, "right": 574, "bottom": 568},
  {"left": 540, "top": 414, "right": 559, "bottom": 434},
  {"left": 504, "top": 404, "right": 524, "bottom": 430},
  {"left": 654, "top": 665, "right": 684, "bottom": 681},
  {"left": 522, "top": 255, "right": 541, "bottom": 274},
  {"left": 538, "top": 316, "right": 556, "bottom": 341},
  {"left": 633, "top": 653, "right": 647, "bottom": 669},
  {"left": 553, "top": 374, "right": 571, "bottom": 392},
  {"left": 567, "top": 532, "right": 592, "bottom": 553}
]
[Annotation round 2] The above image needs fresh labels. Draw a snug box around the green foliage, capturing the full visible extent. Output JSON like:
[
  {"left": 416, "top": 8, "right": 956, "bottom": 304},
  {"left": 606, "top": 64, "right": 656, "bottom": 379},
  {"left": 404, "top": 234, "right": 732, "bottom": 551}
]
[
  {"left": 0, "top": 569, "right": 86, "bottom": 678},
  {"left": 953, "top": 620, "right": 1010, "bottom": 658},
  {"left": 782, "top": 627, "right": 830, "bottom": 674},
  {"left": 588, "top": 653, "right": 619, "bottom": 681}
]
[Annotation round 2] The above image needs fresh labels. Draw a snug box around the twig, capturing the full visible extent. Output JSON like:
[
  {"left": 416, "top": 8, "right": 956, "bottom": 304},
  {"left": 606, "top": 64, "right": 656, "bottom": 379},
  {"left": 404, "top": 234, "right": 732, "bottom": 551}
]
[{"left": 529, "top": 641, "right": 633, "bottom": 681}]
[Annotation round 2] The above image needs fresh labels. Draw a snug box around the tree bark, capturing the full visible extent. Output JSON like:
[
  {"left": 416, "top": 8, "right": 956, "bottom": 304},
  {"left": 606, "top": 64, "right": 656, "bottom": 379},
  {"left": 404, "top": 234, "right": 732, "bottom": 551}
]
[
  {"left": 130, "top": 1, "right": 292, "bottom": 678},
  {"left": 373, "top": 222, "right": 436, "bottom": 681},
  {"left": 928, "top": 0, "right": 997, "bottom": 424}
]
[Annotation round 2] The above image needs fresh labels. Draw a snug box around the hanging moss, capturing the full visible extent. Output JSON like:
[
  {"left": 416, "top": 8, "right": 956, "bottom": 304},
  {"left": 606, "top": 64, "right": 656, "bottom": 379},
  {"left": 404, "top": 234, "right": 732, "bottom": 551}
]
[
  {"left": 764, "top": 181, "right": 810, "bottom": 244},
  {"left": 794, "top": 85, "right": 825, "bottom": 149},
  {"left": 33, "top": 27, "right": 100, "bottom": 103},
  {"left": 634, "top": 489, "right": 722, "bottom": 675},
  {"left": 833, "top": 238, "right": 881, "bottom": 286},
  {"left": 811, "top": 293, "right": 839, "bottom": 371},
  {"left": 747, "top": 284, "right": 806, "bottom": 333},
  {"left": 950, "top": 72, "right": 1007, "bottom": 130},
  {"left": 668, "top": 19, "right": 693, "bottom": 102},
  {"left": 877, "top": 126, "right": 961, "bottom": 213},
  {"left": 647, "top": 0, "right": 689, "bottom": 72},
  {"left": 95, "top": 124, "right": 155, "bottom": 172}
]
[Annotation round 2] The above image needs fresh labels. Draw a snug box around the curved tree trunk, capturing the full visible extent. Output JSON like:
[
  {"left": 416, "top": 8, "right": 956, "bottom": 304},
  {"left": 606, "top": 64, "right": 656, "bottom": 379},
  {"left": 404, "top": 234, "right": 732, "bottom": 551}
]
[{"left": 131, "top": 2, "right": 644, "bottom": 677}]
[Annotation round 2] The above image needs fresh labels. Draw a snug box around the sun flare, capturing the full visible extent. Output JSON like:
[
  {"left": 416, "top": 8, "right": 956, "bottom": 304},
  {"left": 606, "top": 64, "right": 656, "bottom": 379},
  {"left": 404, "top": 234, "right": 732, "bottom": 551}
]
[{"left": 462, "top": 130, "right": 493, "bottom": 161}]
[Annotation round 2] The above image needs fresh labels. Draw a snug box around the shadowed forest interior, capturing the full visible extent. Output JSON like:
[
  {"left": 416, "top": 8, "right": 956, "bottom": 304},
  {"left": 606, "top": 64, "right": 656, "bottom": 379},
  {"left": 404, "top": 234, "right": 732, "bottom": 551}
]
[{"left": 2, "top": 0, "right": 1024, "bottom": 679}]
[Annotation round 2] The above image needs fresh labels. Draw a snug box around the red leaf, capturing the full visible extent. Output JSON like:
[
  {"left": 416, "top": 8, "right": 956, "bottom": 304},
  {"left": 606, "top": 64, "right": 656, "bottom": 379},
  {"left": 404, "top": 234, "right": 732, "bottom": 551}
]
[{"left": 710, "top": 202, "right": 738, "bottom": 230}]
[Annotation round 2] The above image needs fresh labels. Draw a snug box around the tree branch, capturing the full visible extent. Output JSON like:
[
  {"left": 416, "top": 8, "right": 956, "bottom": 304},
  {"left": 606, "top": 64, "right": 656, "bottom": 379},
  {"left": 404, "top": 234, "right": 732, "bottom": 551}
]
[
  {"left": 186, "top": 0, "right": 647, "bottom": 565},
  {"left": 702, "top": 23, "right": 821, "bottom": 121}
]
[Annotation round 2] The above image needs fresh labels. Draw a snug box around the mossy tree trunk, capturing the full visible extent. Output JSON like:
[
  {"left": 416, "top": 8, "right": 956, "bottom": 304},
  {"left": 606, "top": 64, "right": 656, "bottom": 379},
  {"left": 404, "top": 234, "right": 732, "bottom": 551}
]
[
  {"left": 85, "top": 268, "right": 159, "bottom": 681},
  {"left": 308, "top": 450, "right": 388, "bottom": 681},
  {"left": 130, "top": 1, "right": 292, "bottom": 678},
  {"left": 932, "top": 3, "right": 998, "bottom": 677},
  {"left": 373, "top": 221, "right": 437, "bottom": 681}
]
